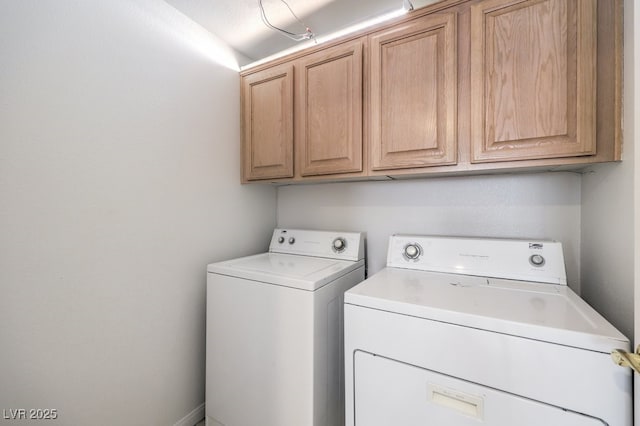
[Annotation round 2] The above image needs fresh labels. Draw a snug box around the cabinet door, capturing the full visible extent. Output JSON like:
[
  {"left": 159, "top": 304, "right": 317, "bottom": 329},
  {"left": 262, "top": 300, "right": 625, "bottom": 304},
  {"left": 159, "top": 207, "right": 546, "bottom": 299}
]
[
  {"left": 370, "top": 13, "right": 457, "bottom": 171},
  {"left": 470, "top": 0, "right": 596, "bottom": 163},
  {"left": 242, "top": 64, "right": 294, "bottom": 181},
  {"left": 296, "top": 41, "right": 363, "bottom": 177}
]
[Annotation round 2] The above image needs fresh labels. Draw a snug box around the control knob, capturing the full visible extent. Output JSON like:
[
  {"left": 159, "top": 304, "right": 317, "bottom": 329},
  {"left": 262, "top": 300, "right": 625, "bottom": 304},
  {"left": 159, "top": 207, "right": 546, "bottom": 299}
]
[
  {"left": 278, "top": 236, "right": 285, "bottom": 244},
  {"left": 288, "top": 237, "right": 295, "bottom": 245},
  {"left": 403, "top": 243, "right": 421, "bottom": 260},
  {"left": 529, "top": 254, "right": 545, "bottom": 267},
  {"left": 332, "top": 237, "right": 347, "bottom": 253}
]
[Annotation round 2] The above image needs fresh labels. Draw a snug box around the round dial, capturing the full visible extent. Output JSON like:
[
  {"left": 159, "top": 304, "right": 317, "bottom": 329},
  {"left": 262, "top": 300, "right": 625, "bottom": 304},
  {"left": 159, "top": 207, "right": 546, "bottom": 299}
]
[
  {"left": 278, "top": 236, "right": 285, "bottom": 244},
  {"left": 529, "top": 254, "right": 545, "bottom": 267},
  {"left": 288, "top": 237, "right": 295, "bottom": 245},
  {"left": 403, "top": 243, "right": 421, "bottom": 260},
  {"left": 332, "top": 237, "right": 347, "bottom": 253}
]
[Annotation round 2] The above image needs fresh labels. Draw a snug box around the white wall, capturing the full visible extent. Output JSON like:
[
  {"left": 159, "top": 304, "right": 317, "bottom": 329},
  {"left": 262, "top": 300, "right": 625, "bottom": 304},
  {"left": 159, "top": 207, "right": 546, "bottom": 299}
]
[
  {"left": 277, "top": 173, "right": 582, "bottom": 291},
  {"left": 580, "top": 0, "right": 635, "bottom": 341},
  {"left": 0, "top": 1, "right": 276, "bottom": 425}
]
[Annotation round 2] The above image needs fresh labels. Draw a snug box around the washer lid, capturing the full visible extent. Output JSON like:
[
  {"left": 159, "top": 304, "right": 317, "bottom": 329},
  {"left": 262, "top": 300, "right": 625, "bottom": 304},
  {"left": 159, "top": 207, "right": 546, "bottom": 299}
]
[
  {"left": 208, "top": 252, "right": 363, "bottom": 291},
  {"left": 345, "top": 268, "right": 629, "bottom": 353}
]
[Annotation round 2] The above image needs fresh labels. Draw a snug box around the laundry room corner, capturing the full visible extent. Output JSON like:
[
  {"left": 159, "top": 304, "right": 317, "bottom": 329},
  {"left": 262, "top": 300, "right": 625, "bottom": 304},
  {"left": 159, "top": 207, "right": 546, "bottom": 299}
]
[{"left": 580, "top": 0, "right": 635, "bottom": 341}]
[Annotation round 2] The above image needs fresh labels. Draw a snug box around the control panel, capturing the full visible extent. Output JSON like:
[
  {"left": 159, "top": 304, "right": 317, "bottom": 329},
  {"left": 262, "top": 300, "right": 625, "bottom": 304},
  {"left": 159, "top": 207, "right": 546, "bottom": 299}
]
[
  {"left": 269, "top": 229, "right": 365, "bottom": 261},
  {"left": 387, "top": 235, "right": 567, "bottom": 285}
]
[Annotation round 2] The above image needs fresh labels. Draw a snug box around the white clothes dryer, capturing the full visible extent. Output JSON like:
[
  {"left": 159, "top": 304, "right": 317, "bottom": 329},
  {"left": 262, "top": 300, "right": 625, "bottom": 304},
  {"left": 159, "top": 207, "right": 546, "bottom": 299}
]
[
  {"left": 344, "top": 235, "right": 631, "bottom": 426},
  {"left": 207, "top": 228, "right": 365, "bottom": 426}
]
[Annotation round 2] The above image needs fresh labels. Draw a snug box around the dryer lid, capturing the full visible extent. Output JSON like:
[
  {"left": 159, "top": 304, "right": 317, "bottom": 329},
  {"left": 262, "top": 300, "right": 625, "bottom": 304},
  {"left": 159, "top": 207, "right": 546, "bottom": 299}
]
[
  {"left": 208, "top": 252, "right": 363, "bottom": 291},
  {"left": 345, "top": 268, "right": 629, "bottom": 353}
]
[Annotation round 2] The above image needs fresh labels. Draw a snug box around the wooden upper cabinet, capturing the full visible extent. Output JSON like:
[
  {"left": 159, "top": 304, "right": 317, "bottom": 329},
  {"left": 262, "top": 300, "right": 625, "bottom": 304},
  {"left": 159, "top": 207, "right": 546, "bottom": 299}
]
[
  {"left": 238, "top": 0, "right": 619, "bottom": 183},
  {"left": 370, "top": 13, "right": 457, "bottom": 171},
  {"left": 470, "top": 0, "right": 597, "bottom": 163},
  {"left": 296, "top": 40, "right": 363, "bottom": 177},
  {"left": 241, "top": 63, "right": 294, "bottom": 181}
]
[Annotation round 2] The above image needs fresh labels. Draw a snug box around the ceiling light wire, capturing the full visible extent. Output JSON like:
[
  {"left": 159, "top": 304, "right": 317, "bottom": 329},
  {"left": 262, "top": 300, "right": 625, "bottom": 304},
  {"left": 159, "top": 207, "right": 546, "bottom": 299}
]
[
  {"left": 403, "top": 0, "right": 414, "bottom": 10},
  {"left": 258, "top": 0, "right": 315, "bottom": 42}
]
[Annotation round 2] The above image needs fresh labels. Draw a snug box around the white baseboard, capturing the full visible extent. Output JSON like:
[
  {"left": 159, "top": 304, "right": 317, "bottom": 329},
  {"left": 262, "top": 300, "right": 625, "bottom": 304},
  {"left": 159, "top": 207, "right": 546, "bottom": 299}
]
[{"left": 173, "top": 402, "right": 205, "bottom": 426}]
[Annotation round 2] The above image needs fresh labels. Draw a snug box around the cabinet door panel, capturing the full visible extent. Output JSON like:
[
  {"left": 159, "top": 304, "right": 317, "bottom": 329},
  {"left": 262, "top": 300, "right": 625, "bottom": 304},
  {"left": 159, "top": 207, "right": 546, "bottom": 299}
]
[
  {"left": 471, "top": 0, "right": 596, "bottom": 163},
  {"left": 370, "top": 13, "right": 457, "bottom": 171},
  {"left": 242, "top": 64, "right": 294, "bottom": 181},
  {"left": 297, "top": 41, "right": 363, "bottom": 177}
]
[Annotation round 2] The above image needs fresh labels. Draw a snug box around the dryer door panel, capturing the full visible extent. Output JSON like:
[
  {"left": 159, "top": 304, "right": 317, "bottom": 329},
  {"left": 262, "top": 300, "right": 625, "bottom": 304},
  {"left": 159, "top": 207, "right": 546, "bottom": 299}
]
[{"left": 353, "top": 351, "right": 604, "bottom": 426}]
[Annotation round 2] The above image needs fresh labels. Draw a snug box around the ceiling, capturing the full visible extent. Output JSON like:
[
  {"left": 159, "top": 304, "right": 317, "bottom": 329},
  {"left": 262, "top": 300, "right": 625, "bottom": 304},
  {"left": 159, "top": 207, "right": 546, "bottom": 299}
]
[{"left": 163, "top": 0, "right": 436, "bottom": 65}]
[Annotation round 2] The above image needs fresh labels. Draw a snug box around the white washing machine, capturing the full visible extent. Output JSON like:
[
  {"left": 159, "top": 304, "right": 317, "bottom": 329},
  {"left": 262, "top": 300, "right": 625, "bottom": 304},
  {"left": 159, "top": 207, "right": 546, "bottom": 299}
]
[
  {"left": 344, "top": 235, "right": 631, "bottom": 426},
  {"left": 206, "top": 228, "right": 365, "bottom": 426}
]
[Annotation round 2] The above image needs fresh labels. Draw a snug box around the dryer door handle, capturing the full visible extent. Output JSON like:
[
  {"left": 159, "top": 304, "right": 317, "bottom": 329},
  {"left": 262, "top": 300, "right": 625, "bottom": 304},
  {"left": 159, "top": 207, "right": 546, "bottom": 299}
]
[{"left": 611, "top": 346, "right": 640, "bottom": 374}]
